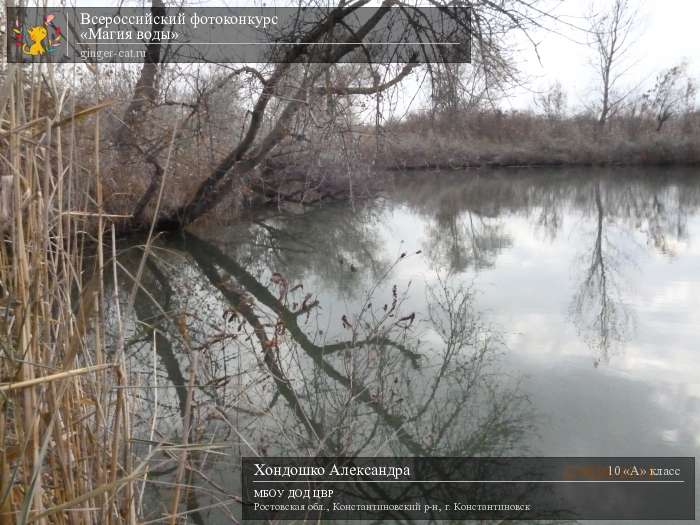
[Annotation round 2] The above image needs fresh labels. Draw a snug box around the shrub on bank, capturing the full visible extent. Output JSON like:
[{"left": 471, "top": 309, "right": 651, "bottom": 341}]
[{"left": 378, "top": 109, "right": 700, "bottom": 169}]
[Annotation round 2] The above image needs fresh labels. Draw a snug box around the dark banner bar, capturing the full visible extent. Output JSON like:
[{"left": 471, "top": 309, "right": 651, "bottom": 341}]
[
  {"left": 6, "top": 6, "right": 471, "bottom": 64},
  {"left": 242, "top": 457, "right": 695, "bottom": 521}
]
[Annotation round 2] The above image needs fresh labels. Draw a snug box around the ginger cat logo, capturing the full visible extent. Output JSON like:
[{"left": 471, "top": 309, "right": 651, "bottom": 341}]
[{"left": 12, "top": 14, "right": 63, "bottom": 57}]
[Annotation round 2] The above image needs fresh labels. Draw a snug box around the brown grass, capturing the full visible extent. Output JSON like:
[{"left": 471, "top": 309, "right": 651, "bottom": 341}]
[
  {"left": 379, "top": 108, "right": 700, "bottom": 169},
  {"left": 0, "top": 65, "right": 160, "bottom": 524}
]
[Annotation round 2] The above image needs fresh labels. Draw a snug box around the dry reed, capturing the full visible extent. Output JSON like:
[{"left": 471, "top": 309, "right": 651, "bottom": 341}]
[{"left": 0, "top": 63, "right": 145, "bottom": 524}]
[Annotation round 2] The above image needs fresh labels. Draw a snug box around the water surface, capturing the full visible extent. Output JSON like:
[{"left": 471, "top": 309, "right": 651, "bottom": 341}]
[{"left": 117, "top": 168, "right": 700, "bottom": 523}]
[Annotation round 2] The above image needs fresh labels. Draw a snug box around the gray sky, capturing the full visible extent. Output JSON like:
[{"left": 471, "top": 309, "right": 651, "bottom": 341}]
[
  {"left": 508, "top": 0, "right": 700, "bottom": 110},
  {"left": 69, "top": 0, "right": 700, "bottom": 113}
]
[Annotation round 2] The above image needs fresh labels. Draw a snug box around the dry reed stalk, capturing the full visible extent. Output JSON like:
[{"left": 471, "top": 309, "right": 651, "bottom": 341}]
[
  {"left": 0, "top": 61, "right": 136, "bottom": 524},
  {"left": 0, "top": 364, "right": 115, "bottom": 392}
]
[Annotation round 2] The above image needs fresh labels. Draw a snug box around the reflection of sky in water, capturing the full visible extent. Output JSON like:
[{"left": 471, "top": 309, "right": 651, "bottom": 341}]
[
  {"left": 282, "top": 175, "right": 700, "bottom": 521},
  {"left": 294, "top": 203, "right": 700, "bottom": 436},
  {"left": 167, "top": 170, "right": 699, "bottom": 522}
]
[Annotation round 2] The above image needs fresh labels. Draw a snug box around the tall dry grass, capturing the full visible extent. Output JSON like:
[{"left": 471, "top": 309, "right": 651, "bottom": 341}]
[
  {"left": 0, "top": 65, "right": 143, "bottom": 524},
  {"left": 381, "top": 107, "right": 700, "bottom": 169}
]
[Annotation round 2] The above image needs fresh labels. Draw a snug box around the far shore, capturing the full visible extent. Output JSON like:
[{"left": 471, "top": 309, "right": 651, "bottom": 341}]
[{"left": 375, "top": 109, "right": 700, "bottom": 172}]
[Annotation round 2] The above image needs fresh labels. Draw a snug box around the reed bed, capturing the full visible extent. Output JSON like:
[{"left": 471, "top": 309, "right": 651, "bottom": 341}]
[{"left": 0, "top": 64, "right": 142, "bottom": 524}]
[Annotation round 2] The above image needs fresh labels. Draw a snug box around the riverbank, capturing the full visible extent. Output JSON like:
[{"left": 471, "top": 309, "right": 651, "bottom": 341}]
[
  {"left": 250, "top": 108, "right": 700, "bottom": 211},
  {"left": 3, "top": 97, "right": 699, "bottom": 232},
  {"left": 250, "top": 110, "right": 700, "bottom": 212},
  {"left": 377, "top": 109, "right": 700, "bottom": 170}
]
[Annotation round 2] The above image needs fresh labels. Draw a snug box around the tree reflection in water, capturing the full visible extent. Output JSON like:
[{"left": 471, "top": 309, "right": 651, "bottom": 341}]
[
  {"left": 109, "top": 232, "right": 535, "bottom": 523},
  {"left": 569, "top": 181, "right": 634, "bottom": 367},
  {"left": 392, "top": 169, "right": 700, "bottom": 366},
  {"left": 568, "top": 175, "right": 695, "bottom": 366},
  {"left": 105, "top": 168, "right": 700, "bottom": 521}
]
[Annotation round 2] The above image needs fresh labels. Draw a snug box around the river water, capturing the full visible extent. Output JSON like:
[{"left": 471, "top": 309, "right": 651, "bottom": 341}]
[{"left": 116, "top": 168, "right": 700, "bottom": 523}]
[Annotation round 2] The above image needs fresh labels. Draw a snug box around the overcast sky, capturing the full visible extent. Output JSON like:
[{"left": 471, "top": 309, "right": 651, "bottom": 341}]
[
  {"left": 508, "top": 0, "right": 700, "bottom": 110},
  {"left": 69, "top": 0, "right": 700, "bottom": 112}
]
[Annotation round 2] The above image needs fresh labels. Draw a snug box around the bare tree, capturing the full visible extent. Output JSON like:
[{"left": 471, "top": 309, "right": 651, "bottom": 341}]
[
  {"left": 114, "top": 0, "right": 168, "bottom": 223},
  {"left": 431, "top": 63, "right": 466, "bottom": 113},
  {"left": 534, "top": 81, "right": 567, "bottom": 120},
  {"left": 642, "top": 62, "right": 697, "bottom": 132},
  {"left": 431, "top": 0, "right": 550, "bottom": 113},
  {"left": 97, "top": 0, "right": 554, "bottom": 230},
  {"left": 148, "top": 1, "right": 426, "bottom": 228},
  {"left": 588, "top": 0, "right": 637, "bottom": 127}
]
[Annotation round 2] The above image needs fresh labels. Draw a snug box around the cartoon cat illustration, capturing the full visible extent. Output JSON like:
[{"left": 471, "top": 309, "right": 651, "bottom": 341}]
[
  {"left": 13, "top": 16, "right": 62, "bottom": 58},
  {"left": 24, "top": 25, "right": 48, "bottom": 56}
]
